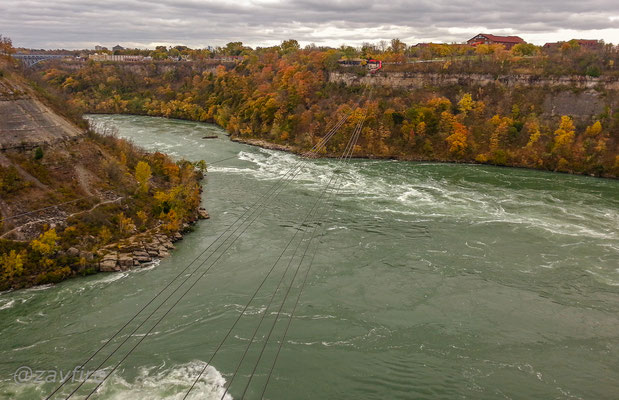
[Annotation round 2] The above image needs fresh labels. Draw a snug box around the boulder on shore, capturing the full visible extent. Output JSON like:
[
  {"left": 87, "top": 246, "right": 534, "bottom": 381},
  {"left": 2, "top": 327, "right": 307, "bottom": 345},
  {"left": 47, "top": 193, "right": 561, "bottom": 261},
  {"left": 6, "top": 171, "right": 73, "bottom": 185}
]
[
  {"left": 118, "top": 254, "right": 134, "bottom": 270},
  {"left": 100, "top": 253, "right": 119, "bottom": 272}
]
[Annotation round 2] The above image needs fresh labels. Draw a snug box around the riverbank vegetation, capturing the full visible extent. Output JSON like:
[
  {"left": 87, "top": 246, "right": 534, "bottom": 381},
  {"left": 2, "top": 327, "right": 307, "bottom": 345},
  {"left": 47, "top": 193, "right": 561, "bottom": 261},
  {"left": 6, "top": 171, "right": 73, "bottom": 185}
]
[
  {"left": 0, "top": 56, "right": 205, "bottom": 290},
  {"left": 0, "top": 130, "right": 205, "bottom": 290},
  {"left": 21, "top": 39, "right": 619, "bottom": 177}
]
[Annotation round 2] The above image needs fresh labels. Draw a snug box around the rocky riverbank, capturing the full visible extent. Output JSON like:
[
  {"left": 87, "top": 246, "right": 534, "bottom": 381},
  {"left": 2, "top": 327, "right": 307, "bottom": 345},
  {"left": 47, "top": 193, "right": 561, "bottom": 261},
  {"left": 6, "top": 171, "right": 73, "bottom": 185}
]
[
  {"left": 0, "top": 62, "right": 211, "bottom": 290},
  {"left": 98, "top": 207, "right": 209, "bottom": 272}
]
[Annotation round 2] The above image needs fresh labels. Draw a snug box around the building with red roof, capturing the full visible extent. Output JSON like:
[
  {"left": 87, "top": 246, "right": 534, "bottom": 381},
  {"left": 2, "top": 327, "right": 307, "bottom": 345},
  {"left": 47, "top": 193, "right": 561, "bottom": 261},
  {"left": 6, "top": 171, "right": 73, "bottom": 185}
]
[{"left": 467, "top": 34, "right": 526, "bottom": 50}]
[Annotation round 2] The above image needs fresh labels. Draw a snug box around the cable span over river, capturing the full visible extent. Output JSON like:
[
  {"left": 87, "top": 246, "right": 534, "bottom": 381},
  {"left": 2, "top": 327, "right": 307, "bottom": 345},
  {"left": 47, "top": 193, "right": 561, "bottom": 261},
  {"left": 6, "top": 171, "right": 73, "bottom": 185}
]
[{"left": 0, "top": 114, "right": 617, "bottom": 399}]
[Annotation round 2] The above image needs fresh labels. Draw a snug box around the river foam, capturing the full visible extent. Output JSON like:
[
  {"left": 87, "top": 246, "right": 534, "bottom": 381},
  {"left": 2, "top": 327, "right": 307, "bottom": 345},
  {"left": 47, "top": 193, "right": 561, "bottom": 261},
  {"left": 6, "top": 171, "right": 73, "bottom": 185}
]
[
  {"left": 94, "top": 362, "right": 232, "bottom": 400},
  {"left": 1, "top": 362, "right": 232, "bottom": 400},
  {"left": 222, "top": 148, "right": 618, "bottom": 242}
]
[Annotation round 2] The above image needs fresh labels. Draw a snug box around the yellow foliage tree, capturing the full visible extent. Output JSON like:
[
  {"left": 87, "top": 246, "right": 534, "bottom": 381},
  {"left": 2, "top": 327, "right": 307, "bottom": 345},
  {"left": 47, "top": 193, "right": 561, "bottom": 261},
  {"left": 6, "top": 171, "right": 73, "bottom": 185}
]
[
  {"left": 457, "top": 94, "right": 474, "bottom": 115},
  {"left": 553, "top": 116, "right": 575, "bottom": 154},
  {"left": 585, "top": 121, "right": 602, "bottom": 137},
  {"left": 31, "top": 228, "right": 59, "bottom": 256},
  {"left": 489, "top": 115, "right": 513, "bottom": 152},
  {"left": 445, "top": 122, "right": 469, "bottom": 157},
  {"left": 525, "top": 120, "right": 542, "bottom": 148},
  {"left": 135, "top": 161, "right": 152, "bottom": 193},
  {"left": 117, "top": 212, "right": 135, "bottom": 235},
  {"left": 427, "top": 97, "right": 452, "bottom": 112},
  {"left": 99, "top": 226, "right": 112, "bottom": 244},
  {"left": 416, "top": 121, "right": 426, "bottom": 137},
  {"left": 162, "top": 209, "right": 181, "bottom": 233},
  {"left": 438, "top": 111, "right": 456, "bottom": 137},
  {"left": 473, "top": 100, "right": 486, "bottom": 116},
  {"left": 0, "top": 250, "right": 24, "bottom": 281},
  {"left": 136, "top": 210, "right": 148, "bottom": 228}
]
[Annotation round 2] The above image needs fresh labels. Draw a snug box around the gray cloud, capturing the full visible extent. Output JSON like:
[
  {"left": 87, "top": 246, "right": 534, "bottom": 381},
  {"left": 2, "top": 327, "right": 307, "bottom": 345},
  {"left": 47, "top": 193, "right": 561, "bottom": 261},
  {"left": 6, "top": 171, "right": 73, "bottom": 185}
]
[{"left": 1, "top": 0, "right": 618, "bottom": 49}]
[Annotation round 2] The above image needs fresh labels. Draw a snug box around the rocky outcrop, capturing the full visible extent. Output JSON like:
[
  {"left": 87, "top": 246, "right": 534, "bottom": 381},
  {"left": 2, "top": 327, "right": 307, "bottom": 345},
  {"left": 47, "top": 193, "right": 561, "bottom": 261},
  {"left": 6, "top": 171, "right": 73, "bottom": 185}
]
[
  {"left": 0, "top": 78, "right": 83, "bottom": 151},
  {"left": 100, "top": 252, "right": 119, "bottom": 272},
  {"left": 94, "top": 204, "right": 210, "bottom": 272},
  {"left": 97, "top": 230, "right": 185, "bottom": 272},
  {"left": 541, "top": 90, "right": 607, "bottom": 118}
]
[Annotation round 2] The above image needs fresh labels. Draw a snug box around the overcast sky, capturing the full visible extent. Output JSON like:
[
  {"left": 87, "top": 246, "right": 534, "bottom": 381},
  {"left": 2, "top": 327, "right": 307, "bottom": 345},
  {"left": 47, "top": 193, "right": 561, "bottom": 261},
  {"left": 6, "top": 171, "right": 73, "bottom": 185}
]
[{"left": 1, "top": 0, "right": 618, "bottom": 49}]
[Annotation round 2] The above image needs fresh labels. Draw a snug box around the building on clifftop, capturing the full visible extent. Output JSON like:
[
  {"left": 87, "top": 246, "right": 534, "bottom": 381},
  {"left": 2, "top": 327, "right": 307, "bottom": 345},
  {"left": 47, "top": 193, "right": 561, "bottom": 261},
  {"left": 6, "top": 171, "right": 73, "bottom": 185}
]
[
  {"left": 543, "top": 39, "right": 603, "bottom": 50},
  {"left": 467, "top": 34, "right": 526, "bottom": 50}
]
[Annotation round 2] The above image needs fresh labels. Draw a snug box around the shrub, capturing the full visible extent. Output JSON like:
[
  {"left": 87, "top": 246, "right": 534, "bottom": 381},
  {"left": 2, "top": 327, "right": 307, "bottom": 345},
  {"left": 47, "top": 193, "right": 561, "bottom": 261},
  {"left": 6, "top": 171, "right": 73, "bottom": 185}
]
[
  {"left": 585, "top": 65, "right": 601, "bottom": 77},
  {"left": 0, "top": 165, "right": 28, "bottom": 194},
  {"left": 34, "top": 147, "right": 44, "bottom": 160}
]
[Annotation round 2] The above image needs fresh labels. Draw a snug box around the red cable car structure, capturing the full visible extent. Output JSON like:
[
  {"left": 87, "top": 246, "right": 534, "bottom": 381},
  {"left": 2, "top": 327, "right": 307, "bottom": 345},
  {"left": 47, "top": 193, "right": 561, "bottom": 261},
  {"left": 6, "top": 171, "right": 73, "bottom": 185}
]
[{"left": 367, "top": 59, "right": 382, "bottom": 73}]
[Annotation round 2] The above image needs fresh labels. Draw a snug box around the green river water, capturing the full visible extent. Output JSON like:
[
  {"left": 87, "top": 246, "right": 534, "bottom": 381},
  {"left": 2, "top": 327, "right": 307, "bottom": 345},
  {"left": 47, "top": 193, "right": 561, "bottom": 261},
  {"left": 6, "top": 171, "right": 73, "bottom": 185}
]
[{"left": 1, "top": 114, "right": 618, "bottom": 399}]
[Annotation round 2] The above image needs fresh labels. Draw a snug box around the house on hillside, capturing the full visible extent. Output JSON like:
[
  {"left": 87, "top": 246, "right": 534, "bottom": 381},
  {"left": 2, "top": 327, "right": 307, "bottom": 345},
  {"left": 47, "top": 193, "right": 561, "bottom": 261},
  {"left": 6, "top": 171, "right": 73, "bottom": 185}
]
[
  {"left": 544, "top": 39, "right": 603, "bottom": 50},
  {"left": 467, "top": 34, "right": 525, "bottom": 50},
  {"left": 112, "top": 44, "right": 124, "bottom": 52}
]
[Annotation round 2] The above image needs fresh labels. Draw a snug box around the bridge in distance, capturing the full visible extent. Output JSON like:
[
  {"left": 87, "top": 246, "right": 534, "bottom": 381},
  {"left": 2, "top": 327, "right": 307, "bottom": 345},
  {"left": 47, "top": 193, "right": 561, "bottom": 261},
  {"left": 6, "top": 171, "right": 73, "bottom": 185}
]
[{"left": 12, "top": 53, "right": 74, "bottom": 67}]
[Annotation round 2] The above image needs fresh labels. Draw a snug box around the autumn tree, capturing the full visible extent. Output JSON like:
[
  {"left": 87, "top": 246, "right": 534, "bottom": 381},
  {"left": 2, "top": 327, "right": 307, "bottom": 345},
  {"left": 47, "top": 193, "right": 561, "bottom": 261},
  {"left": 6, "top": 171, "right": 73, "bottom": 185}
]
[
  {"left": 445, "top": 122, "right": 469, "bottom": 157},
  {"left": 582, "top": 120, "right": 608, "bottom": 165},
  {"left": 280, "top": 39, "right": 300, "bottom": 55},
  {"left": 512, "top": 43, "right": 539, "bottom": 56},
  {"left": 524, "top": 119, "right": 542, "bottom": 150},
  {"left": 585, "top": 121, "right": 602, "bottom": 137},
  {"left": 223, "top": 41, "right": 248, "bottom": 56},
  {"left": 389, "top": 38, "right": 407, "bottom": 54},
  {"left": 117, "top": 212, "right": 135, "bottom": 235},
  {"left": 0, "top": 250, "right": 24, "bottom": 282},
  {"left": 99, "top": 226, "right": 112, "bottom": 244},
  {"left": 0, "top": 35, "right": 15, "bottom": 58},
  {"left": 135, "top": 161, "right": 152, "bottom": 193},
  {"left": 457, "top": 93, "right": 474, "bottom": 116},
  {"left": 553, "top": 115, "right": 575, "bottom": 154},
  {"left": 30, "top": 228, "right": 59, "bottom": 256}
]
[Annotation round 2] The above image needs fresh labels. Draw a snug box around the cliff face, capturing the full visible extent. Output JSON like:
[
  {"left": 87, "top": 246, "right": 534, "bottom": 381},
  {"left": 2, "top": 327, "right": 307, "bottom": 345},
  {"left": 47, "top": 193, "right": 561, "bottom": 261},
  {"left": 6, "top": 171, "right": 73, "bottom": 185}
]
[
  {"left": 329, "top": 71, "right": 619, "bottom": 91},
  {"left": 329, "top": 71, "right": 618, "bottom": 119},
  {"left": 0, "top": 77, "right": 83, "bottom": 150}
]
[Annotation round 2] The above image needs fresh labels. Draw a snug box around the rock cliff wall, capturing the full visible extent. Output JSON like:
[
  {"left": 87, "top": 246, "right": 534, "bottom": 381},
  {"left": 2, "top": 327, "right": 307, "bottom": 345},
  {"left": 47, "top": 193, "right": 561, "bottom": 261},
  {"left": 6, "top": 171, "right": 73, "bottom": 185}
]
[
  {"left": 329, "top": 71, "right": 619, "bottom": 91},
  {"left": 329, "top": 71, "right": 618, "bottom": 119},
  {"left": 0, "top": 77, "right": 83, "bottom": 150}
]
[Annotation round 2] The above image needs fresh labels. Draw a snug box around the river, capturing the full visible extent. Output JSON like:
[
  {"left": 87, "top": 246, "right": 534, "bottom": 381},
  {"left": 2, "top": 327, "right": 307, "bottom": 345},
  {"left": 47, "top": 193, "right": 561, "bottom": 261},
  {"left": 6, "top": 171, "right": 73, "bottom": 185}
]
[{"left": 1, "top": 114, "right": 618, "bottom": 399}]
